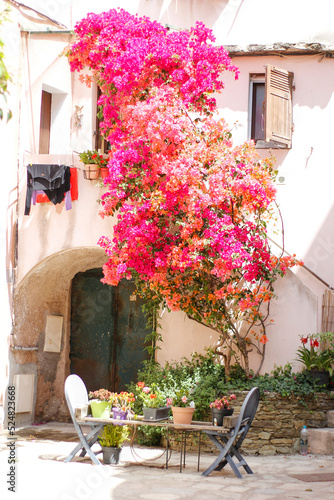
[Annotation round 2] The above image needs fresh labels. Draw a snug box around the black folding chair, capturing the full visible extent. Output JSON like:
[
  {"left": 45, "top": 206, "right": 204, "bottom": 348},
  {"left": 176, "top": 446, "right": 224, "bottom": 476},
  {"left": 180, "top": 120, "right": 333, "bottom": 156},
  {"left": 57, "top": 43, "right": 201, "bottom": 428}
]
[
  {"left": 202, "top": 387, "right": 260, "bottom": 478},
  {"left": 64, "top": 374, "right": 104, "bottom": 465}
]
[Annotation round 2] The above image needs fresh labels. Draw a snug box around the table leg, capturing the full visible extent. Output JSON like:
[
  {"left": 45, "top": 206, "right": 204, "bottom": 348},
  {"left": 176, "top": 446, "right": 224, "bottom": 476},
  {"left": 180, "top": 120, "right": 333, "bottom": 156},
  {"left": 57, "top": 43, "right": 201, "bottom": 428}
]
[
  {"left": 179, "top": 431, "right": 183, "bottom": 473},
  {"left": 166, "top": 426, "right": 169, "bottom": 470},
  {"left": 197, "top": 431, "right": 201, "bottom": 471}
]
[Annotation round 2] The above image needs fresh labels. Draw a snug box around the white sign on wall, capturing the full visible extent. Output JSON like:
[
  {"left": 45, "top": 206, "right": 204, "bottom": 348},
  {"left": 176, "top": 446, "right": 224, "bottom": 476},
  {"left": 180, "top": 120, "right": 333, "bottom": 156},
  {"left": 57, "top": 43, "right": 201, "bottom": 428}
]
[{"left": 44, "top": 315, "right": 63, "bottom": 352}]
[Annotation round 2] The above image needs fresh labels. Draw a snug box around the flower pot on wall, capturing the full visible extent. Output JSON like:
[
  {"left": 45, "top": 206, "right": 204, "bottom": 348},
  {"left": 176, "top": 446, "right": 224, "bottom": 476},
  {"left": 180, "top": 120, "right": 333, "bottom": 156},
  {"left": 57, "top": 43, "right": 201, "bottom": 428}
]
[
  {"left": 102, "top": 446, "right": 122, "bottom": 465},
  {"left": 84, "top": 164, "right": 100, "bottom": 180},
  {"left": 171, "top": 406, "right": 195, "bottom": 426},
  {"left": 211, "top": 408, "right": 234, "bottom": 427},
  {"left": 100, "top": 167, "right": 109, "bottom": 179},
  {"left": 308, "top": 370, "right": 330, "bottom": 388}
]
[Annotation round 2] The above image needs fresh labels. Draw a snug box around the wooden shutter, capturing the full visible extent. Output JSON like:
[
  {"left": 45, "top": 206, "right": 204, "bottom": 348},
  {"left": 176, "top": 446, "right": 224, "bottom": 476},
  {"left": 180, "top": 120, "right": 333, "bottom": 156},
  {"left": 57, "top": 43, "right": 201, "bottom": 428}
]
[
  {"left": 322, "top": 290, "right": 334, "bottom": 333},
  {"left": 39, "top": 90, "right": 52, "bottom": 154},
  {"left": 265, "top": 65, "right": 293, "bottom": 148}
]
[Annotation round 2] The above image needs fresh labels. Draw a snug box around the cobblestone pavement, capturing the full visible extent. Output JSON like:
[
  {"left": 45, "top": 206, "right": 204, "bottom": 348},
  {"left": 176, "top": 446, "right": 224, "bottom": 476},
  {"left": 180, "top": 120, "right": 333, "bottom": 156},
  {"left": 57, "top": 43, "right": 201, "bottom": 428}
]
[{"left": 1, "top": 422, "right": 334, "bottom": 500}]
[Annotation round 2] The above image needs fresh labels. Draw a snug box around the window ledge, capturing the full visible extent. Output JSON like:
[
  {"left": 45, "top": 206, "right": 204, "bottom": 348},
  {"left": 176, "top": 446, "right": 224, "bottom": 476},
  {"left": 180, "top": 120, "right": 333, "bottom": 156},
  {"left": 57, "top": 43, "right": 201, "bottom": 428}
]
[{"left": 255, "top": 140, "right": 290, "bottom": 149}]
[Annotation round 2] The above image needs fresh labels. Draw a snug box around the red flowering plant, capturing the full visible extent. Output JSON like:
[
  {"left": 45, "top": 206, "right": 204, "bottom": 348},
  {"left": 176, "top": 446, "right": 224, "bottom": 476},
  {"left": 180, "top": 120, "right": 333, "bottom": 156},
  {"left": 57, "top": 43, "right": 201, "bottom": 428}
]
[
  {"left": 79, "top": 150, "right": 108, "bottom": 167},
  {"left": 296, "top": 333, "right": 334, "bottom": 376},
  {"left": 88, "top": 388, "right": 112, "bottom": 401},
  {"left": 210, "top": 394, "right": 236, "bottom": 409},
  {"left": 67, "top": 9, "right": 301, "bottom": 378},
  {"left": 135, "top": 382, "right": 167, "bottom": 409}
]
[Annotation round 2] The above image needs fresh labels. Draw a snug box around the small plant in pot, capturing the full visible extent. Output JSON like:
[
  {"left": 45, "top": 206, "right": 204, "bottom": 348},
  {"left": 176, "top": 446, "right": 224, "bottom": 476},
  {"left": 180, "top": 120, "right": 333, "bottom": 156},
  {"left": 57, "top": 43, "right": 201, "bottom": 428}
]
[
  {"left": 210, "top": 394, "right": 236, "bottom": 426},
  {"left": 79, "top": 150, "right": 108, "bottom": 180},
  {"left": 135, "top": 382, "right": 170, "bottom": 421},
  {"left": 88, "top": 388, "right": 112, "bottom": 419},
  {"left": 111, "top": 391, "right": 135, "bottom": 422},
  {"left": 296, "top": 332, "right": 334, "bottom": 387},
  {"left": 98, "top": 424, "right": 130, "bottom": 465},
  {"left": 167, "top": 388, "right": 196, "bottom": 426}
]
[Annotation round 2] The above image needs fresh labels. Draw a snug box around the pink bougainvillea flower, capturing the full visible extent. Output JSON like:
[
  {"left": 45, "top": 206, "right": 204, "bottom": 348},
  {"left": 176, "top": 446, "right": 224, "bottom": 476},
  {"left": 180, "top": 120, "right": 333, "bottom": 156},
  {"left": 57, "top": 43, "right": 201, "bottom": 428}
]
[{"left": 66, "top": 8, "right": 301, "bottom": 377}]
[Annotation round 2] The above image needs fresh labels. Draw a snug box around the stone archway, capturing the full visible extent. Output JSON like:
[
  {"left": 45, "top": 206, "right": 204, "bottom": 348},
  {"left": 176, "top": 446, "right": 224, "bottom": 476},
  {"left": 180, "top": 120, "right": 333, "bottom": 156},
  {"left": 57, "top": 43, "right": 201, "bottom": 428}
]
[{"left": 11, "top": 247, "right": 108, "bottom": 423}]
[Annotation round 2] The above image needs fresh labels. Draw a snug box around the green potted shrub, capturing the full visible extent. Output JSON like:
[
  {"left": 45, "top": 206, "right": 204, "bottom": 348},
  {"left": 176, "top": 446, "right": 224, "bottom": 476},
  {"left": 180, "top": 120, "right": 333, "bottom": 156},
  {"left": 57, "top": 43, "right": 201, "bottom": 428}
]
[{"left": 98, "top": 424, "right": 130, "bottom": 464}]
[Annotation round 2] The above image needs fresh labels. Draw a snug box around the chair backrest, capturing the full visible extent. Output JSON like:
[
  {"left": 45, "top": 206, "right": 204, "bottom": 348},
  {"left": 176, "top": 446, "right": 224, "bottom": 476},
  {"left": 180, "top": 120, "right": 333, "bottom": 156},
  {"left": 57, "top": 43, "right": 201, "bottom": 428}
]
[
  {"left": 240, "top": 386, "right": 260, "bottom": 427},
  {"left": 233, "top": 387, "right": 260, "bottom": 445},
  {"left": 64, "top": 374, "right": 88, "bottom": 422}
]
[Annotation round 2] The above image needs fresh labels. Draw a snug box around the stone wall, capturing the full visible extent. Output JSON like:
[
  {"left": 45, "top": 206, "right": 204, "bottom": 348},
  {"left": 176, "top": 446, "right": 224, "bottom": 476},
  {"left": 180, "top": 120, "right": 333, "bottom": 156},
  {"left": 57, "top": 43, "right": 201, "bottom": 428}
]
[{"left": 167, "top": 391, "right": 334, "bottom": 455}]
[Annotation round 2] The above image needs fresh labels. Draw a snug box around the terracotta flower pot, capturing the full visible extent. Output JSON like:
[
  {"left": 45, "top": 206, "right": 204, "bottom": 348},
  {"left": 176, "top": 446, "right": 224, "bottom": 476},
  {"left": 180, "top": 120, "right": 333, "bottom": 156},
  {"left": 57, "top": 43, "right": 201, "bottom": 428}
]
[
  {"left": 84, "top": 164, "right": 100, "bottom": 180},
  {"left": 100, "top": 167, "right": 109, "bottom": 179},
  {"left": 171, "top": 406, "right": 195, "bottom": 426}
]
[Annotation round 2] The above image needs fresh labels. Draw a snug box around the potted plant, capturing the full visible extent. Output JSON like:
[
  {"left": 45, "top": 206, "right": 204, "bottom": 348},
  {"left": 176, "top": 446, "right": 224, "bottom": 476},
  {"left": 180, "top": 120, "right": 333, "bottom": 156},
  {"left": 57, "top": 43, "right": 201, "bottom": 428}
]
[
  {"left": 167, "top": 388, "right": 195, "bottom": 426},
  {"left": 79, "top": 150, "right": 108, "bottom": 180},
  {"left": 210, "top": 394, "right": 236, "bottom": 426},
  {"left": 296, "top": 332, "right": 334, "bottom": 387},
  {"left": 88, "top": 388, "right": 112, "bottom": 418},
  {"left": 111, "top": 391, "right": 135, "bottom": 422},
  {"left": 98, "top": 424, "right": 130, "bottom": 465},
  {"left": 135, "top": 382, "right": 170, "bottom": 421}
]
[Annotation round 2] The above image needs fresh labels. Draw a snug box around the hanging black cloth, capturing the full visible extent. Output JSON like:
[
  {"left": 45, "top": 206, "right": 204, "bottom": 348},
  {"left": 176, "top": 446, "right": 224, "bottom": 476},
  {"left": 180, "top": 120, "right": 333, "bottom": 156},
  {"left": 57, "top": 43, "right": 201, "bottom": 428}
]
[{"left": 25, "top": 164, "right": 71, "bottom": 215}]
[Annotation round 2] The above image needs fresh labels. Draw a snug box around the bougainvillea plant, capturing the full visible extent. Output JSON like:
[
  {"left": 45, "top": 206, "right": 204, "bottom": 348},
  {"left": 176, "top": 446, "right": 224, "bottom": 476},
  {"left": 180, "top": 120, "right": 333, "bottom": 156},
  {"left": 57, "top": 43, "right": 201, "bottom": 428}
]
[{"left": 66, "top": 9, "right": 301, "bottom": 376}]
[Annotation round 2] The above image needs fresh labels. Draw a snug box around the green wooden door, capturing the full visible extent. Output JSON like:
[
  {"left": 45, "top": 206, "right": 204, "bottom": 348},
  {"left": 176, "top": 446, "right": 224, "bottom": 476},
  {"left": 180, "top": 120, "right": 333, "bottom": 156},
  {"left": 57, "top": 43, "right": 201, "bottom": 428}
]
[{"left": 70, "top": 268, "right": 150, "bottom": 392}]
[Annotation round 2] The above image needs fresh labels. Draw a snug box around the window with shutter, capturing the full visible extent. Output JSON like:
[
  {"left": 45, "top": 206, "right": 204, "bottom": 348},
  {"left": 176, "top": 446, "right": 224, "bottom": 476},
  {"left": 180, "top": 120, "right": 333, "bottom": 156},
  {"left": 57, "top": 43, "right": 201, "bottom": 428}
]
[
  {"left": 265, "top": 65, "right": 293, "bottom": 148},
  {"left": 249, "top": 65, "right": 293, "bottom": 149}
]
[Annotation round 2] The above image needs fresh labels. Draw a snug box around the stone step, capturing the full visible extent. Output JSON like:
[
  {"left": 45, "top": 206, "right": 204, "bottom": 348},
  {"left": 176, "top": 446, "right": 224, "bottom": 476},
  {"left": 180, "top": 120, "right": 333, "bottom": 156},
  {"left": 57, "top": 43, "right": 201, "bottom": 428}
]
[
  {"left": 327, "top": 410, "right": 334, "bottom": 428},
  {"left": 308, "top": 428, "right": 334, "bottom": 454}
]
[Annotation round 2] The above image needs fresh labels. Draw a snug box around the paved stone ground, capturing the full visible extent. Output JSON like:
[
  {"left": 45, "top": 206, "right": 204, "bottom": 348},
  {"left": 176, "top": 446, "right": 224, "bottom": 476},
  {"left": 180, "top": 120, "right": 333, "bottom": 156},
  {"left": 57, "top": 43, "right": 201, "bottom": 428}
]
[{"left": 1, "top": 422, "right": 334, "bottom": 500}]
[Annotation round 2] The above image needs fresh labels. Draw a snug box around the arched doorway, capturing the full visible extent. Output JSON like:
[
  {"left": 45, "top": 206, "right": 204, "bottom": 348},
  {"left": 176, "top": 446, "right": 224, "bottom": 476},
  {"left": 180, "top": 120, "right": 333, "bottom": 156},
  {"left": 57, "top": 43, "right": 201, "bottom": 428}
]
[{"left": 70, "top": 268, "right": 150, "bottom": 392}]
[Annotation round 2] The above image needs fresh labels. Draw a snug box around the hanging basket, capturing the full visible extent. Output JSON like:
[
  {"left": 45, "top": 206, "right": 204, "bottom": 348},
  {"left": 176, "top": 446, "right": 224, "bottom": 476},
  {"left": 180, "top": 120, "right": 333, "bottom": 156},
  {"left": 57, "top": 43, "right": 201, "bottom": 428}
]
[{"left": 83, "top": 164, "right": 100, "bottom": 180}]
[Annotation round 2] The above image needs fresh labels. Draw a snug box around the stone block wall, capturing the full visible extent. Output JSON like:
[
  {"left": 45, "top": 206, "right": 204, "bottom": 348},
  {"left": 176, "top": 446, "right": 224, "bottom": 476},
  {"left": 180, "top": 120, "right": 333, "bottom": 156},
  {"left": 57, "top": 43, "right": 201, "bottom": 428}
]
[{"left": 166, "top": 391, "right": 334, "bottom": 455}]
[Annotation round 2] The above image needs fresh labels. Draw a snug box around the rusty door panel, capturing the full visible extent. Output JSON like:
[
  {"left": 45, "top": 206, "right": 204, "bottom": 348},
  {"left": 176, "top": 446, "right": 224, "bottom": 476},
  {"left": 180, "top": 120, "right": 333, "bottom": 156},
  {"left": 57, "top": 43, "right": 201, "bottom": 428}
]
[
  {"left": 114, "top": 279, "right": 150, "bottom": 392},
  {"left": 70, "top": 269, "right": 150, "bottom": 392}
]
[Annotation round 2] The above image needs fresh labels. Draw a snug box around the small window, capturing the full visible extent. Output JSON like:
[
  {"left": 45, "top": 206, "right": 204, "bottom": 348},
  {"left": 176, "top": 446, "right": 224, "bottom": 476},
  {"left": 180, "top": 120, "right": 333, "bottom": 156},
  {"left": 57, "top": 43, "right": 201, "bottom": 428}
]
[
  {"left": 249, "top": 76, "right": 265, "bottom": 142},
  {"left": 39, "top": 90, "right": 52, "bottom": 154},
  {"left": 249, "top": 65, "right": 293, "bottom": 149}
]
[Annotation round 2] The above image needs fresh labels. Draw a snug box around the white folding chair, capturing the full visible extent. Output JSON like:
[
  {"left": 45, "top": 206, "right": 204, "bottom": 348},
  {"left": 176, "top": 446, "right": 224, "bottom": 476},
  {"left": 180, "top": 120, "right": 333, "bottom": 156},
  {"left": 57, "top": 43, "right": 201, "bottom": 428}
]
[{"left": 64, "top": 374, "right": 104, "bottom": 465}]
